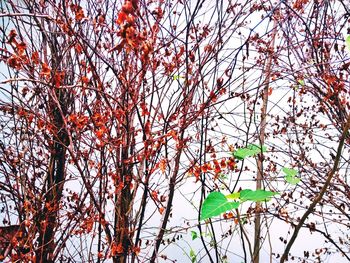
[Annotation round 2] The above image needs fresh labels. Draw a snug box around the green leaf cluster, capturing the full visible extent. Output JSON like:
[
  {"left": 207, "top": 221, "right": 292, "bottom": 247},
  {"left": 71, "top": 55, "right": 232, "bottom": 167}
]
[
  {"left": 282, "top": 167, "right": 300, "bottom": 185},
  {"left": 200, "top": 189, "right": 278, "bottom": 221},
  {"left": 233, "top": 144, "right": 267, "bottom": 160},
  {"left": 190, "top": 249, "right": 197, "bottom": 263},
  {"left": 199, "top": 144, "right": 289, "bottom": 221}
]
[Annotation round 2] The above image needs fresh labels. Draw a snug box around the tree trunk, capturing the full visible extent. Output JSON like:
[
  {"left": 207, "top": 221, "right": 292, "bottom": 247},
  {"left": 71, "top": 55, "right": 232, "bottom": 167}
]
[
  {"left": 253, "top": 19, "right": 278, "bottom": 263},
  {"left": 36, "top": 94, "right": 69, "bottom": 262}
]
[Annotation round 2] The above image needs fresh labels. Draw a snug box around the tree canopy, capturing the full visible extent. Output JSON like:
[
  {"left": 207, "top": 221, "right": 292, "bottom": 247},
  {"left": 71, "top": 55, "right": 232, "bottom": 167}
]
[{"left": 0, "top": 0, "right": 350, "bottom": 262}]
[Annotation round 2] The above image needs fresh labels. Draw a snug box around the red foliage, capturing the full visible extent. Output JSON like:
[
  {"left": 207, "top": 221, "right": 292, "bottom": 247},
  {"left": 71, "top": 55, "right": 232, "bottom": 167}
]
[{"left": 40, "top": 62, "right": 51, "bottom": 77}]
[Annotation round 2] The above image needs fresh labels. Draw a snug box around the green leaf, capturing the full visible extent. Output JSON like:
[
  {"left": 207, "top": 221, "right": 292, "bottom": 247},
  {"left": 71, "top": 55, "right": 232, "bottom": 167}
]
[
  {"left": 173, "top": 75, "right": 184, "bottom": 80},
  {"left": 200, "top": 192, "right": 239, "bottom": 221},
  {"left": 190, "top": 249, "right": 197, "bottom": 263},
  {"left": 282, "top": 167, "right": 298, "bottom": 176},
  {"left": 191, "top": 231, "right": 198, "bottom": 240},
  {"left": 285, "top": 175, "right": 301, "bottom": 185},
  {"left": 346, "top": 35, "right": 350, "bottom": 52},
  {"left": 297, "top": 79, "right": 305, "bottom": 86},
  {"left": 239, "top": 189, "right": 278, "bottom": 202},
  {"left": 283, "top": 167, "right": 300, "bottom": 185},
  {"left": 226, "top": 192, "right": 240, "bottom": 200},
  {"left": 233, "top": 144, "right": 267, "bottom": 160}
]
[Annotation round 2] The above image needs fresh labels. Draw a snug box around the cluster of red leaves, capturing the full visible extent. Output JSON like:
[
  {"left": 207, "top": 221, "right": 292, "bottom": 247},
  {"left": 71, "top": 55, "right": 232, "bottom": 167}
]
[
  {"left": 68, "top": 113, "right": 89, "bottom": 130},
  {"left": 189, "top": 157, "right": 236, "bottom": 182},
  {"left": 111, "top": 0, "right": 139, "bottom": 53},
  {"left": 40, "top": 62, "right": 51, "bottom": 78},
  {"left": 140, "top": 101, "right": 150, "bottom": 116},
  {"left": 92, "top": 111, "right": 110, "bottom": 140},
  {"left": 97, "top": 243, "right": 140, "bottom": 259},
  {"left": 110, "top": 242, "right": 123, "bottom": 256},
  {"left": 111, "top": 0, "right": 156, "bottom": 63},
  {"left": 222, "top": 212, "right": 239, "bottom": 224},
  {"left": 148, "top": 157, "right": 167, "bottom": 175},
  {"left": 116, "top": 0, "right": 138, "bottom": 25},
  {"left": 323, "top": 73, "right": 344, "bottom": 92},
  {"left": 293, "top": 0, "right": 309, "bottom": 11},
  {"left": 108, "top": 242, "right": 140, "bottom": 258},
  {"left": 72, "top": 216, "right": 95, "bottom": 235},
  {"left": 16, "top": 107, "right": 34, "bottom": 125},
  {"left": 321, "top": 73, "right": 346, "bottom": 105},
  {"left": 6, "top": 30, "right": 32, "bottom": 70},
  {"left": 108, "top": 171, "right": 133, "bottom": 195},
  {"left": 70, "top": 4, "right": 85, "bottom": 22},
  {"left": 149, "top": 188, "right": 167, "bottom": 214},
  {"left": 56, "top": 18, "right": 72, "bottom": 36},
  {"left": 53, "top": 71, "right": 65, "bottom": 87},
  {"left": 31, "top": 51, "right": 40, "bottom": 64},
  {"left": 8, "top": 30, "right": 27, "bottom": 55},
  {"left": 161, "top": 46, "right": 185, "bottom": 75},
  {"left": 37, "top": 117, "right": 50, "bottom": 131},
  {"left": 0, "top": 225, "right": 33, "bottom": 261},
  {"left": 75, "top": 43, "right": 83, "bottom": 54},
  {"left": 158, "top": 158, "right": 167, "bottom": 173},
  {"left": 141, "top": 134, "right": 166, "bottom": 162},
  {"left": 7, "top": 55, "right": 24, "bottom": 70}
]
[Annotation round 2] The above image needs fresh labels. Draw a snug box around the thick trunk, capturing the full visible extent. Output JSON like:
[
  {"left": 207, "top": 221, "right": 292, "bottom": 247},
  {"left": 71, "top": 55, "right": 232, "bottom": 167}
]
[
  {"left": 114, "top": 186, "right": 132, "bottom": 263},
  {"left": 114, "top": 120, "right": 133, "bottom": 263},
  {"left": 36, "top": 83, "right": 70, "bottom": 262},
  {"left": 36, "top": 132, "right": 68, "bottom": 262}
]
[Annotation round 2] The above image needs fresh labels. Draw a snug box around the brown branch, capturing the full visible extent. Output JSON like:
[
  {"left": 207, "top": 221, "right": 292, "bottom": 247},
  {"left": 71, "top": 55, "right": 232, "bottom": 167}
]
[
  {"left": 0, "top": 13, "right": 54, "bottom": 19},
  {"left": 253, "top": 17, "right": 278, "bottom": 263},
  {"left": 280, "top": 114, "right": 350, "bottom": 262}
]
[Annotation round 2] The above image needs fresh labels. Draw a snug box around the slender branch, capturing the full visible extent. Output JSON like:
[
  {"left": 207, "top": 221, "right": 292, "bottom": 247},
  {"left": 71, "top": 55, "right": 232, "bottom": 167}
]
[
  {"left": 280, "top": 114, "right": 350, "bottom": 262},
  {"left": 253, "top": 16, "right": 278, "bottom": 263},
  {"left": 0, "top": 13, "right": 54, "bottom": 19}
]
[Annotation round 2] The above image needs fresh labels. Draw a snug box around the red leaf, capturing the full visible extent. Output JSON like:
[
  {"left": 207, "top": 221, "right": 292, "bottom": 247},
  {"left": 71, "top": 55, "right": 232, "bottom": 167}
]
[
  {"left": 31, "top": 51, "right": 40, "bottom": 64},
  {"left": 220, "top": 159, "right": 227, "bottom": 169},
  {"left": 268, "top": 87, "right": 273, "bottom": 96},
  {"left": 201, "top": 163, "right": 212, "bottom": 173},
  {"left": 159, "top": 158, "right": 167, "bottom": 173},
  {"left": 111, "top": 242, "right": 123, "bottom": 256},
  {"left": 227, "top": 157, "right": 236, "bottom": 170},
  {"left": 116, "top": 11, "right": 128, "bottom": 25},
  {"left": 95, "top": 126, "right": 107, "bottom": 139},
  {"left": 16, "top": 42, "right": 27, "bottom": 55},
  {"left": 151, "top": 190, "right": 159, "bottom": 201},
  {"left": 40, "top": 62, "right": 51, "bottom": 76},
  {"left": 75, "top": 6, "right": 85, "bottom": 21},
  {"left": 133, "top": 246, "right": 141, "bottom": 255},
  {"left": 7, "top": 55, "right": 22, "bottom": 70},
  {"left": 75, "top": 43, "right": 83, "bottom": 54},
  {"left": 7, "top": 29, "right": 18, "bottom": 45},
  {"left": 159, "top": 207, "right": 165, "bottom": 214},
  {"left": 54, "top": 71, "right": 65, "bottom": 87},
  {"left": 81, "top": 76, "right": 89, "bottom": 84},
  {"left": 140, "top": 102, "right": 149, "bottom": 116},
  {"left": 204, "top": 44, "right": 212, "bottom": 52},
  {"left": 122, "top": 1, "right": 134, "bottom": 14}
]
